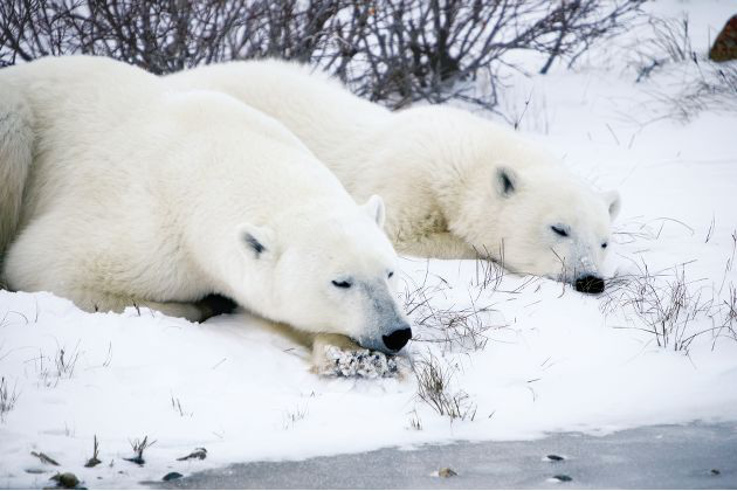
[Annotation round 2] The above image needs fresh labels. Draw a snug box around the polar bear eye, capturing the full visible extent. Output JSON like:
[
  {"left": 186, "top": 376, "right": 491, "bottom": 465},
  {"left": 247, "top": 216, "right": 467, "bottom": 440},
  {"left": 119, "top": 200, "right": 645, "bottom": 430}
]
[
  {"left": 601, "top": 242, "right": 608, "bottom": 249},
  {"left": 388, "top": 271, "right": 394, "bottom": 279},
  {"left": 332, "top": 280, "right": 352, "bottom": 289},
  {"left": 551, "top": 225, "right": 569, "bottom": 237}
]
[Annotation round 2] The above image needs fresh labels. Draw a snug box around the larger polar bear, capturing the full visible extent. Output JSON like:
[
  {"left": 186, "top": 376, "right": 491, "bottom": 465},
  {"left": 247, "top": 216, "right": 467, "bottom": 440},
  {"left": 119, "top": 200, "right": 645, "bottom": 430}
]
[
  {"left": 168, "top": 60, "right": 621, "bottom": 293},
  {"left": 0, "top": 56, "right": 412, "bottom": 360}
]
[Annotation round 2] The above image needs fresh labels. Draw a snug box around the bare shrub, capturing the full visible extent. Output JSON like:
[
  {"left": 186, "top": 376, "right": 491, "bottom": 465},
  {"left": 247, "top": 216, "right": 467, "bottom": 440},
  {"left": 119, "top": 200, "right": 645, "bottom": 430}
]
[
  {"left": 666, "top": 63, "right": 737, "bottom": 120},
  {"left": 0, "top": 0, "right": 646, "bottom": 108},
  {"left": 341, "top": 1, "right": 646, "bottom": 107},
  {"left": 412, "top": 352, "right": 476, "bottom": 421},
  {"left": 633, "top": 15, "right": 694, "bottom": 82},
  {"left": 0, "top": 0, "right": 349, "bottom": 73},
  {"left": 627, "top": 13, "right": 737, "bottom": 119}
]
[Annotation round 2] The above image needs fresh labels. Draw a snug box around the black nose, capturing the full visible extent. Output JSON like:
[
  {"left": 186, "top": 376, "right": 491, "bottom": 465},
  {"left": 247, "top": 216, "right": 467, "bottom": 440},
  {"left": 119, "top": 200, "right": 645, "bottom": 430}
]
[
  {"left": 382, "top": 326, "right": 412, "bottom": 352},
  {"left": 575, "top": 275, "right": 605, "bottom": 294}
]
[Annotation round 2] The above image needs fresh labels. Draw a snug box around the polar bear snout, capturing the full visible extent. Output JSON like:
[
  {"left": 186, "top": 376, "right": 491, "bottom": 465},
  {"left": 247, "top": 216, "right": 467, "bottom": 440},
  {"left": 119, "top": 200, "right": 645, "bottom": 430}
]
[
  {"left": 382, "top": 324, "right": 413, "bottom": 352},
  {"left": 575, "top": 275, "right": 605, "bottom": 294}
]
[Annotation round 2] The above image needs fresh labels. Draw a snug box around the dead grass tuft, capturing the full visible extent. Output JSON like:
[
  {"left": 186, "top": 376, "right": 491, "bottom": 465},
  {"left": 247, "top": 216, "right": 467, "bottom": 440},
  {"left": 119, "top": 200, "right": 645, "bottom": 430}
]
[
  {"left": 125, "top": 435, "right": 156, "bottom": 466},
  {"left": 603, "top": 259, "right": 736, "bottom": 353},
  {"left": 0, "top": 376, "right": 19, "bottom": 423},
  {"left": 84, "top": 435, "right": 102, "bottom": 468},
  {"left": 401, "top": 267, "right": 505, "bottom": 353},
  {"left": 412, "top": 352, "right": 476, "bottom": 422}
]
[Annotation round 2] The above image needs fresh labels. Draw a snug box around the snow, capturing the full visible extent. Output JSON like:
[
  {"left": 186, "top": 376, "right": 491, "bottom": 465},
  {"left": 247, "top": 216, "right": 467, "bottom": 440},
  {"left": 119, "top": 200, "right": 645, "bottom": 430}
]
[{"left": 2, "top": 1, "right": 737, "bottom": 488}]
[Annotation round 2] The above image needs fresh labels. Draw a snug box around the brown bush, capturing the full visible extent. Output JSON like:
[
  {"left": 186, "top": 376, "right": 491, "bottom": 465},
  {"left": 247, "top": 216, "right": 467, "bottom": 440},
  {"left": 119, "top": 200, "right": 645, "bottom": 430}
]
[{"left": 0, "top": 0, "right": 646, "bottom": 108}]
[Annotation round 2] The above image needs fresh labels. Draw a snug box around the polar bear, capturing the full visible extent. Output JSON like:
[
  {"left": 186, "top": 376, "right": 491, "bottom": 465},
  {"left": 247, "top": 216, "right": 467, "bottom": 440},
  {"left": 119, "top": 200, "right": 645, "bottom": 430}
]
[
  {"left": 167, "top": 60, "right": 621, "bottom": 293},
  {"left": 0, "top": 56, "right": 412, "bottom": 360}
]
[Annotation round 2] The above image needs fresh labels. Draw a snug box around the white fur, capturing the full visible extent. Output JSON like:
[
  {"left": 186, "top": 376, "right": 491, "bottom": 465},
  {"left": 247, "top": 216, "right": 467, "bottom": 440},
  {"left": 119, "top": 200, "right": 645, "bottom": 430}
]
[
  {"left": 0, "top": 86, "right": 33, "bottom": 278},
  {"left": 0, "top": 56, "right": 409, "bottom": 352},
  {"left": 167, "top": 60, "right": 621, "bottom": 287}
]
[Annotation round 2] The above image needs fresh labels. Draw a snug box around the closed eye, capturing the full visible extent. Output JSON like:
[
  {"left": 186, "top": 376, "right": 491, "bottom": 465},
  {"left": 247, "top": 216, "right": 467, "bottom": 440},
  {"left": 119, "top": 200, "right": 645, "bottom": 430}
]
[
  {"left": 551, "top": 225, "right": 569, "bottom": 237},
  {"left": 331, "top": 280, "right": 352, "bottom": 289}
]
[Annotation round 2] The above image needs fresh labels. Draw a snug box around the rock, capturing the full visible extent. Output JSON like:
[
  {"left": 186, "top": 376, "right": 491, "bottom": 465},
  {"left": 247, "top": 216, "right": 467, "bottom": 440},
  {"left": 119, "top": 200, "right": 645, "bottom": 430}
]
[
  {"left": 709, "top": 15, "right": 737, "bottom": 62},
  {"left": 321, "top": 346, "right": 400, "bottom": 378},
  {"left": 552, "top": 474, "right": 573, "bottom": 482},
  {"left": 50, "top": 472, "right": 80, "bottom": 489},
  {"left": 123, "top": 456, "right": 145, "bottom": 466},
  {"left": 438, "top": 467, "right": 458, "bottom": 478},
  {"left": 545, "top": 454, "right": 565, "bottom": 462},
  {"left": 177, "top": 447, "right": 207, "bottom": 461},
  {"left": 162, "top": 472, "right": 184, "bottom": 482}
]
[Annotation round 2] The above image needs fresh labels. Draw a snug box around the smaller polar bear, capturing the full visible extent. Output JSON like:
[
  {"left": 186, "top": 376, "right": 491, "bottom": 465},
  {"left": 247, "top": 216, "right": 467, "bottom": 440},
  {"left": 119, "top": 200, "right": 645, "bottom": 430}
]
[
  {"left": 0, "top": 56, "right": 412, "bottom": 368},
  {"left": 168, "top": 60, "right": 621, "bottom": 293}
]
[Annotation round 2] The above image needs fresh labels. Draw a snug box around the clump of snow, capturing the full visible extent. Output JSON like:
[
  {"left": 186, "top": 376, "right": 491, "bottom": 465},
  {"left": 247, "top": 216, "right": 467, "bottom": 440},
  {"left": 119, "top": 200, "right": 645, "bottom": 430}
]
[{"left": 2, "top": 1, "right": 737, "bottom": 488}]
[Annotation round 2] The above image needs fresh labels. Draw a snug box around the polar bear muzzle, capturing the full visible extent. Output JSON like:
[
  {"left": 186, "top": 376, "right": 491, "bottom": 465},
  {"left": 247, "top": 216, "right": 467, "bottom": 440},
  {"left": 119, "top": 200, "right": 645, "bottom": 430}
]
[
  {"left": 382, "top": 324, "right": 412, "bottom": 352},
  {"left": 574, "top": 275, "right": 605, "bottom": 294}
]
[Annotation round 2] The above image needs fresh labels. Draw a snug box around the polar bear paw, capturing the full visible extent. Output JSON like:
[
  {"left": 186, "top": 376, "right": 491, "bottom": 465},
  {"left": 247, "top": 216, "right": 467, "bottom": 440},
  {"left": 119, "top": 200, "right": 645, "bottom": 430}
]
[{"left": 318, "top": 345, "right": 400, "bottom": 379}]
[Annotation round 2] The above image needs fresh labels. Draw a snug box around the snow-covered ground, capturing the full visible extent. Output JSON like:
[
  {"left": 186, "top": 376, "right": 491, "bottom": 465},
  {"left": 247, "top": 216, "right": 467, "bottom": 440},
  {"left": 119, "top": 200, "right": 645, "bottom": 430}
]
[{"left": 2, "top": 1, "right": 736, "bottom": 488}]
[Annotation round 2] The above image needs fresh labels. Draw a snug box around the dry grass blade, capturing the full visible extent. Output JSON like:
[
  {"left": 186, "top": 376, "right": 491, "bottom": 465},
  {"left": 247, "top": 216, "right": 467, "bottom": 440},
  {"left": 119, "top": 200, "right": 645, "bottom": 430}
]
[
  {"left": 0, "top": 376, "right": 19, "bottom": 423},
  {"left": 30, "top": 451, "right": 60, "bottom": 466}
]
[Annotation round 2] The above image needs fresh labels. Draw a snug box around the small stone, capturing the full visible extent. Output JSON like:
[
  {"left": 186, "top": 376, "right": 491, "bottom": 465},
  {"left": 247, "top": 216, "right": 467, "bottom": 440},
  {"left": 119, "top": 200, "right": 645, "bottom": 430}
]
[
  {"left": 711, "top": 469, "right": 721, "bottom": 476},
  {"left": 162, "top": 472, "right": 183, "bottom": 482},
  {"left": 438, "top": 467, "right": 458, "bottom": 478},
  {"left": 552, "top": 474, "right": 573, "bottom": 482},
  {"left": 123, "top": 456, "right": 145, "bottom": 466},
  {"left": 710, "top": 15, "right": 737, "bottom": 62},
  {"left": 177, "top": 447, "right": 207, "bottom": 461},
  {"left": 546, "top": 454, "right": 565, "bottom": 462},
  {"left": 50, "top": 472, "right": 80, "bottom": 489}
]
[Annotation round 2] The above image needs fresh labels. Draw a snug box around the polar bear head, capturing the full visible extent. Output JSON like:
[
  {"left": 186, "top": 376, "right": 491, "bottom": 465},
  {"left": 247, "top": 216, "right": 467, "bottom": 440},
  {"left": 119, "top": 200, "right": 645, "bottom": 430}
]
[
  {"left": 399, "top": 106, "right": 621, "bottom": 293},
  {"left": 234, "top": 196, "right": 412, "bottom": 353},
  {"left": 455, "top": 162, "right": 620, "bottom": 293}
]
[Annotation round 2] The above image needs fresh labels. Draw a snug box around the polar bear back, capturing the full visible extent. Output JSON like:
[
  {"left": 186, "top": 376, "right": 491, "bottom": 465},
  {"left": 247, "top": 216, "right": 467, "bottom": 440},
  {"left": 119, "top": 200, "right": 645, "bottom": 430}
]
[
  {"left": 166, "top": 60, "right": 391, "bottom": 184},
  {"left": 1, "top": 56, "right": 362, "bottom": 302},
  {"left": 3, "top": 57, "right": 353, "bottom": 230}
]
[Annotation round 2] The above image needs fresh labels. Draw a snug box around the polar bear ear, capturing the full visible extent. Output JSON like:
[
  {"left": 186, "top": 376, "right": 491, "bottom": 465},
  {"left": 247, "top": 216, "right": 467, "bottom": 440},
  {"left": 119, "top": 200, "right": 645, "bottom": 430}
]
[
  {"left": 237, "top": 223, "right": 277, "bottom": 259},
  {"left": 496, "top": 167, "right": 518, "bottom": 197},
  {"left": 363, "top": 195, "right": 386, "bottom": 229},
  {"left": 602, "top": 190, "right": 621, "bottom": 220}
]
